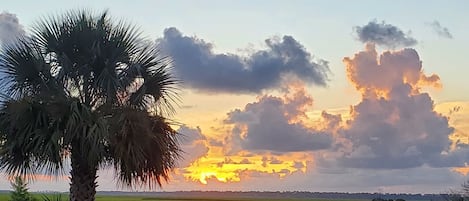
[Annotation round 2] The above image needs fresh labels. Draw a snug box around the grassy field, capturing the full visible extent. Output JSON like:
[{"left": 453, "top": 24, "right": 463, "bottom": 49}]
[{"left": 0, "top": 193, "right": 361, "bottom": 201}]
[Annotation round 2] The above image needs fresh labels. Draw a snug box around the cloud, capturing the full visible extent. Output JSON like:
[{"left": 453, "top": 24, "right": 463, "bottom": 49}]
[
  {"left": 177, "top": 126, "right": 210, "bottom": 168},
  {"left": 344, "top": 44, "right": 441, "bottom": 93},
  {"left": 354, "top": 20, "right": 417, "bottom": 48},
  {"left": 157, "top": 27, "right": 329, "bottom": 93},
  {"left": 269, "top": 157, "right": 284, "bottom": 164},
  {"left": 334, "top": 44, "right": 460, "bottom": 169},
  {"left": 435, "top": 101, "right": 469, "bottom": 149},
  {"left": 428, "top": 20, "right": 453, "bottom": 39},
  {"left": 291, "top": 161, "right": 305, "bottom": 169},
  {"left": 0, "top": 11, "right": 24, "bottom": 46},
  {"left": 216, "top": 158, "right": 254, "bottom": 167},
  {"left": 225, "top": 82, "right": 333, "bottom": 153},
  {"left": 304, "top": 166, "right": 464, "bottom": 193}
]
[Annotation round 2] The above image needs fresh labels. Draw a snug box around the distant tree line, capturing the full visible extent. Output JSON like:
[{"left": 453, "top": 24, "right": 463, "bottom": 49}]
[{"left": 372, "top": 198, "right": 406, "bottom": 201}]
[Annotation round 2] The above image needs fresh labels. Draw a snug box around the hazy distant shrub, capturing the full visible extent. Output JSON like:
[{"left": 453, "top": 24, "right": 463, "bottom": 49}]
[
  {"left": 443, "top": 180, "right": 469, "bottom": 201},
  {"left": 9, "top": 176, "right": 37, "bottom": 201}
]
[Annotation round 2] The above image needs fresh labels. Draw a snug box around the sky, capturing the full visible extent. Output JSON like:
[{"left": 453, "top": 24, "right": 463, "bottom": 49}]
[{"left": 1, "top": 0, "right": 469, "bottom": 194}]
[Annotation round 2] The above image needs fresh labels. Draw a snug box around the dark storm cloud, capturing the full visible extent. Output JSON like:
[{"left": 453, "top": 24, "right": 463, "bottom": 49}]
[
  {"left": 354, "top": 20, "right": 417, "bottom": 48},
  {"left": 225, "top": 85, "right": 333, "bottom": 153},
  {"left": 428, "top": 20, "right": 453, "bottom": 39},
  {"left": 157, "top": 27, "right": 329, "bottom": 93},
  {"left": 0, "top": 11, "right": 24, "bottom": 45}
]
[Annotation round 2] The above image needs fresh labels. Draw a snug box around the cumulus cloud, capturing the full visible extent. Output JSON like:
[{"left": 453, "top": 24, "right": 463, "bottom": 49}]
[
  {"left": 354, "top": 20, "right": 417, "bottom": 48},
  {"left": 177, "top": 126, "right": 210, "bottom": 168},
  {"left": 428, "top": 20, "right": 453, "bottom": 39},
  {"left": 225, "top": 82, "right": 333, "bottom": 153},
  {"left": 334, "top": 44, "right": 461, "bottom": 169},
  {"left": 0, "top": 11, "right": 24, "bottom": 45},
  {"left": 157, "top": 27, "right": 329, "bottom": 93},
  {"left": 345, "top": 44, "right": 441, "bottom": 94}
]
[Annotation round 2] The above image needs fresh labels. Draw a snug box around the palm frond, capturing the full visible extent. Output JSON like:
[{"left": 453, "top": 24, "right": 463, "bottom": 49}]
[
  {"left": 107, "top": 107, "right": 181, "bottom": 188},
  {"left": 62, "top": 100, "right": 108, "bottom": 165},
  {"left": 32, "top": 9, "right": 144, "bottom": 108},
  {"left": 125, "top": 45, "right": 180, "bottom": 116},
  {"left": 0, "top": 97, "right": 65, "bottom": 176},
  {"left": 0, "top": 39, "right": 60, "bottom": 99}
]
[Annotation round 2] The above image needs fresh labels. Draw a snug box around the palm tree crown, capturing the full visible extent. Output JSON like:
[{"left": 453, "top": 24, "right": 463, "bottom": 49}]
[{"left": 0, "top": 10, "right": 181, "bottom": 200}]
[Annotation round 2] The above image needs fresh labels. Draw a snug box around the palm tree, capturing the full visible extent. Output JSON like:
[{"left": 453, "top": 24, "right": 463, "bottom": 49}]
[{"left": 0, "top": 10, "right": 181, "bottom": 201}]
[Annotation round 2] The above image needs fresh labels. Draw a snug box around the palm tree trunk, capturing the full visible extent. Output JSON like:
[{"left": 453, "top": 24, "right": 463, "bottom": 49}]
[{"left": 69, "top": 146, "right": 98, "bottom": 201}]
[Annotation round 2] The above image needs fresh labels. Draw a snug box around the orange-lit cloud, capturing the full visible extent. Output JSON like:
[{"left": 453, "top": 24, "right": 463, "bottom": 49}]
[
  {"left": 181, "top": 149, "right": 312, "bottom": 185},
  {"left": 328, "top": 44, "right": 458, "bottom": 170},
  {"left": 175, "top": 81, "right": 329, "bottom": 185},
  {"left": 453, "top": 164, "right": 469, "bottom": 176},
  {"left": 435, "top": 101, "right": 469, "bottom": 175},
  {"left": 436, "top": 102, "right": 469, "bottom": 148},
  {"left": 344, "top": 43, "right": 441, "bottom": 100}
]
